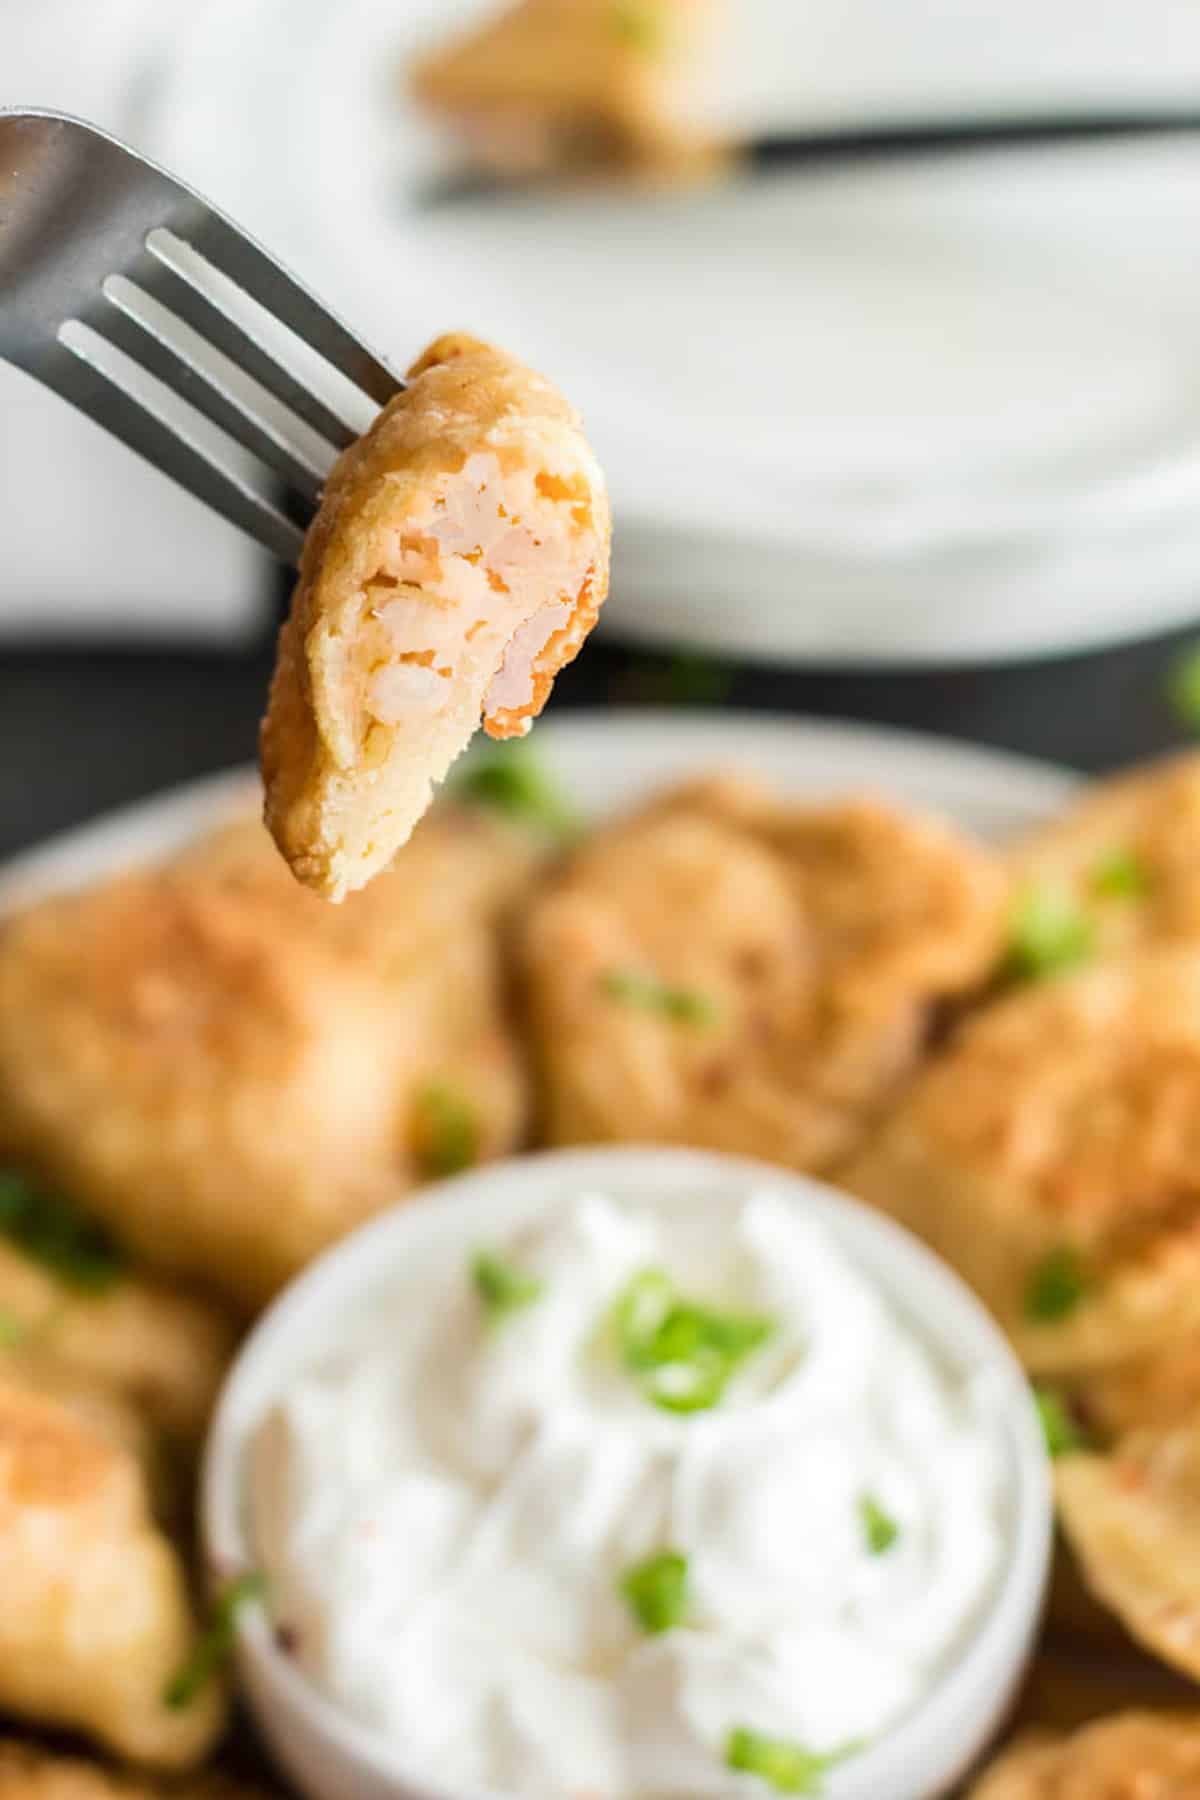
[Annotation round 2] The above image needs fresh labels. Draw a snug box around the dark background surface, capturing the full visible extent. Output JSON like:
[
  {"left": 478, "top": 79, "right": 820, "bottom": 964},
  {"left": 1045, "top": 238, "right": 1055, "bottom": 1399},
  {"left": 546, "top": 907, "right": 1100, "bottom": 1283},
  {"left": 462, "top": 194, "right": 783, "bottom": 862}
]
[{"left": 2, "top": 590, "right": 1195, "bottom": 863}]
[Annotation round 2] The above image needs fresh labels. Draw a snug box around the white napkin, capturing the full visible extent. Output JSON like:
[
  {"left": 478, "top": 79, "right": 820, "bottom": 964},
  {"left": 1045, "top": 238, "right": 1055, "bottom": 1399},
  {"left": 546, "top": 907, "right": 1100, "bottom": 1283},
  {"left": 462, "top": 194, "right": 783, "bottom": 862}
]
[{"left": 0, "top": 0, "right": 271, "bottom": 640}]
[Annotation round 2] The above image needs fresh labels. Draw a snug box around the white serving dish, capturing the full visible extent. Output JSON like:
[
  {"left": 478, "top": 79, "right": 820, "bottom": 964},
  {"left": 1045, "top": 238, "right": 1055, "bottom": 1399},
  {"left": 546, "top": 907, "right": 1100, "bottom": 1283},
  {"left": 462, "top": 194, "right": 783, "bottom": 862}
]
[{"left": 0, "top": 710, "right": 1075, "bottom": 913}]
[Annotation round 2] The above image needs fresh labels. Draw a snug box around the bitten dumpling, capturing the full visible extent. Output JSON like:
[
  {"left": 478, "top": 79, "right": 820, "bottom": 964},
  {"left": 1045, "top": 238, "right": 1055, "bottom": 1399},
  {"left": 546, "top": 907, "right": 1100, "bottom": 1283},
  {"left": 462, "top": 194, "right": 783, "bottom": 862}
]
[{"left": 262, "top": 334, "right": 609, "bottom": 900}]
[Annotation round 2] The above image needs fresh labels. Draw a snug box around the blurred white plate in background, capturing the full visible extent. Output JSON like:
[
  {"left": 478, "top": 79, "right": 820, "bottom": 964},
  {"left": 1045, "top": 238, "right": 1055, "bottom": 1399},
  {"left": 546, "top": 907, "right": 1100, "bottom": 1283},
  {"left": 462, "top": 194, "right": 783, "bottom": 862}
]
[
  {"left": 0, "top": 712, "right": 1075, "bottom": 910},
  {"left": 0, "top": 0, "right": 271, "bottom": 641},
  {"left": 138, "top": 0, "right": 1200, "bottom": 661}
]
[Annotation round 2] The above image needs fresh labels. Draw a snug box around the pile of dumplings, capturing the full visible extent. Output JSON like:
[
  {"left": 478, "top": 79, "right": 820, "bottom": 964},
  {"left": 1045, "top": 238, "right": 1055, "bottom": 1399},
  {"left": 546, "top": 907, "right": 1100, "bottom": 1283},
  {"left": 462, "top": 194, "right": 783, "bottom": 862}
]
[{"left": 3, "top": 749, "right": 1200, "bottom": 1795}]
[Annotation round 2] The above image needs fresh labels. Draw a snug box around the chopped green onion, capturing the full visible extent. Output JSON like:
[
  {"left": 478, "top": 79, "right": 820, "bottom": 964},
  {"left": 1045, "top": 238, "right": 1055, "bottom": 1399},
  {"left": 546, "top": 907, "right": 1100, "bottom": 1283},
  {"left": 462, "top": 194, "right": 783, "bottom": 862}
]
[
  {"left": 413, "top": 1084, "right": 479, "bottom": 1179},
  {"left": 619, "top": 653, "right": 734, "bottom": 706},
  {"left": 0, "top": 1308, "right": 25, "bottom": 1350},
  {"left": 1006, "top": 883, "right": 1094, "bottom": 981},
  {"left": 1025, "top": 1247, "right": 1088, "bottom": 1323},
  {"left": 472, "top": 1250, "right": 544, "bottom": 1323},
  {"left": 726, "top": 1727, "right": 858, "bottom": 1794},
  {"left": 620, "top": 1549, "right": 689, "bottom": 1635},
  {"left": 642, "top": 1350, "right": 733, "bottom": 1412},
  {"left": 1033, "top": 1384, "right": 1091, "bottom": 1459},
  {"left": 665, "top": 654, "right": 734, "bottom": 705},
  {"left": 1090, "top": 848, "right": 1148, "bottom": 900},
  {"left": 164, "top": 1572, "right": 266, "bottom": 1709},
  {"left": 614, "top": 1267, "right": 675, "bottom": 1346},
  {"left": 601, "top": 968, "right": 719, "bottom": 1027},
  {"left": 858, "top": 1493, "right": 899, "bottom": 1556},
  {"left": 612, "top": 1268, "right": 774, "bottom": 1413},
  {"left": 0, "top": 1169, "right": 123, "bottom": 1293},
  {"left": 454, "top": 744, "right": 579, "bottom": 842},
  {"left": 1168, "top": 641, "right": 1200, "bottom": 734},
  {"left": 611, "top": 0, "right": 666, "bottom": 52}
]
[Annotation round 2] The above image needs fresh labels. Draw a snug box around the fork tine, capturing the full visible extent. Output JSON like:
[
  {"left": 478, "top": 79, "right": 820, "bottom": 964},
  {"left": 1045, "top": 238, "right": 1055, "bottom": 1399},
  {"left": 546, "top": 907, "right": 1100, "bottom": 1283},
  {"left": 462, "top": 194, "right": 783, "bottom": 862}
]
[
  {"left": 188, "top": 210, "right": 402, "bottom": 409},
  {"left": 0, "top": 109, "right": 399, "bottom": 565},
  {"left": 83, "top": 290, "right": 327, "bottom": 508},
  {"left": 130, "top": 246, "right": 362, "bottom": 452},
  {"left": 44, "top": 334, "right": 305, "bottom": 565}
]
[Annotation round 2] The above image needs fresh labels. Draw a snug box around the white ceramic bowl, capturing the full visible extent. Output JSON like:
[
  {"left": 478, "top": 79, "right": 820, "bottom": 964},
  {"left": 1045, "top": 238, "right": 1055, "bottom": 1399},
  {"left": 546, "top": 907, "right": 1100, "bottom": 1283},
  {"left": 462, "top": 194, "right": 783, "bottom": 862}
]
[{"left": 203, "top": 1148, "right": 1052, "bottom": 1800}]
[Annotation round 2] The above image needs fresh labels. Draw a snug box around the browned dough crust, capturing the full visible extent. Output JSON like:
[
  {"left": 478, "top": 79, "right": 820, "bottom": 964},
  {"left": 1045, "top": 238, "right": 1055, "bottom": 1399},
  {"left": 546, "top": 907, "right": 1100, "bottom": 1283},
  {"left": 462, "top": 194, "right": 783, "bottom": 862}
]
[{"left": 261, "top": 334, "right": 609, "bottom": 900}]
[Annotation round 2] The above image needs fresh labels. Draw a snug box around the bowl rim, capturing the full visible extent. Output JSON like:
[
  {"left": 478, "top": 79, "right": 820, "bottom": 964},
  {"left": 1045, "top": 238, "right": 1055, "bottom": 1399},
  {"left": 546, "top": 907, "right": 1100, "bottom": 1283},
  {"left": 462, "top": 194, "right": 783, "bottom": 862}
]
[{"left": 202, "top": 1144, "right": 1053, "bottom": 1800}]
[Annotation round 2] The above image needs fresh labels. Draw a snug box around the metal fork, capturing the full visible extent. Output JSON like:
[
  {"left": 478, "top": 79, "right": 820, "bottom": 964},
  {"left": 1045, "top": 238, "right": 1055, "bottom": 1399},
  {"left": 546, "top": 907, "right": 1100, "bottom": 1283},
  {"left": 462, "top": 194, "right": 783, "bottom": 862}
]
[{"left": 0, "top": 108, "right": 405, "bottom": 564}]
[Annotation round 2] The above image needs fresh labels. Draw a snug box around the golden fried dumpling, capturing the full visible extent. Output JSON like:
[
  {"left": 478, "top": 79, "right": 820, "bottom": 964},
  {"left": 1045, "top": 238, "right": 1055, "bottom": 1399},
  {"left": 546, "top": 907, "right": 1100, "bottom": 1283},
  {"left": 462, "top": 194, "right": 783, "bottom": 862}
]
[
  {"left": 410, "top": 0, "right": 725, "bottom": 181},
  {"left": 0, "top": 1381, "right": 224, "bottom": 1769},
  {"left": 1056, "top": 1424, "right": 1200, "bottom": 1685},
  {"left": 1073, "top": 1336, "right": 1200, "bottom": 1443},
  {"left": 0, "top": 1347, "right": 168, "bottom": 1485},
  {"left": 845, "top": 948, "right": 1200, "bottom": 1375},
  {"left": 968, "top": 1713, "right": 1200, "bottom": 1798},
  {"left": 1008, "top": 754, "right": 1200, "bottom": 960},
  {"left": 0, "top": 1236, "right": 233, "bottom": 1444},
  {"left": 520, "top": 775, "right": 1005, "bottom": 1173},
  {"left": 261, "top": 333, "right": 609, "bottom": 900},
  {"left": 0, "top": 1741, "right": 277, "bottom": 1798},
  {"left": 1040, "top": 1531, "right": 1139, "bottom": 1658},
  {"left": 0, "top": 808, "right": 533, "bottom": 1310}
]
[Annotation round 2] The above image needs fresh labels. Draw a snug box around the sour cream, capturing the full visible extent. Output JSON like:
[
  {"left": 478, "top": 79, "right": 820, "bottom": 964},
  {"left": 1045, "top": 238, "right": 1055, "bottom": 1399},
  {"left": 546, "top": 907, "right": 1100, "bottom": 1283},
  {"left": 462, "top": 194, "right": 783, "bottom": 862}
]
[{"left": 251, "top": 1190, "right": 1011, "bottom": 1799}]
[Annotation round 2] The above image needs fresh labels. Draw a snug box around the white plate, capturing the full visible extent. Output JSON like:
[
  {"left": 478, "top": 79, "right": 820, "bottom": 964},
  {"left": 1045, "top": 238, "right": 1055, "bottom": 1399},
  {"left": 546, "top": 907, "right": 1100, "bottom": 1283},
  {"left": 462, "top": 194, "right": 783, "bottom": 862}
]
[
  {"left": 141, "top": 0, "right": 1200, "bottom": 663},
  {"left": 0, "top": 0, "right": 270, "bottom": 641},
  {"left": 0, "top": 712, "right": 1076, "bottom": 912}
]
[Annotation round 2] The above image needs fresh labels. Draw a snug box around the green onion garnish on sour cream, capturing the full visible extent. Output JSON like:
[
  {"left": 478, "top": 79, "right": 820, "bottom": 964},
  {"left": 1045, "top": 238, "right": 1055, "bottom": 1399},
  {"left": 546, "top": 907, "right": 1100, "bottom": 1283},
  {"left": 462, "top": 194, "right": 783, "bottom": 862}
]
[
  {"left": 726, "top": 1726, "right": 859, "bottom": 1794},
  {"left": 472, "top": 1251, "right": 544, "bottom": 1323},
  {"left": 858, "top": 1493, "right": 899, "bottom": 1556},
  {"left": 612, "top": 1267, "right": 775, "bottom": 1412},
  {"left": 247, "top": 1190, "right": 1011, "bottom": 1794},
  {"left": 620, "top": 1548, "right": 690, "bottom": 1635}
]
